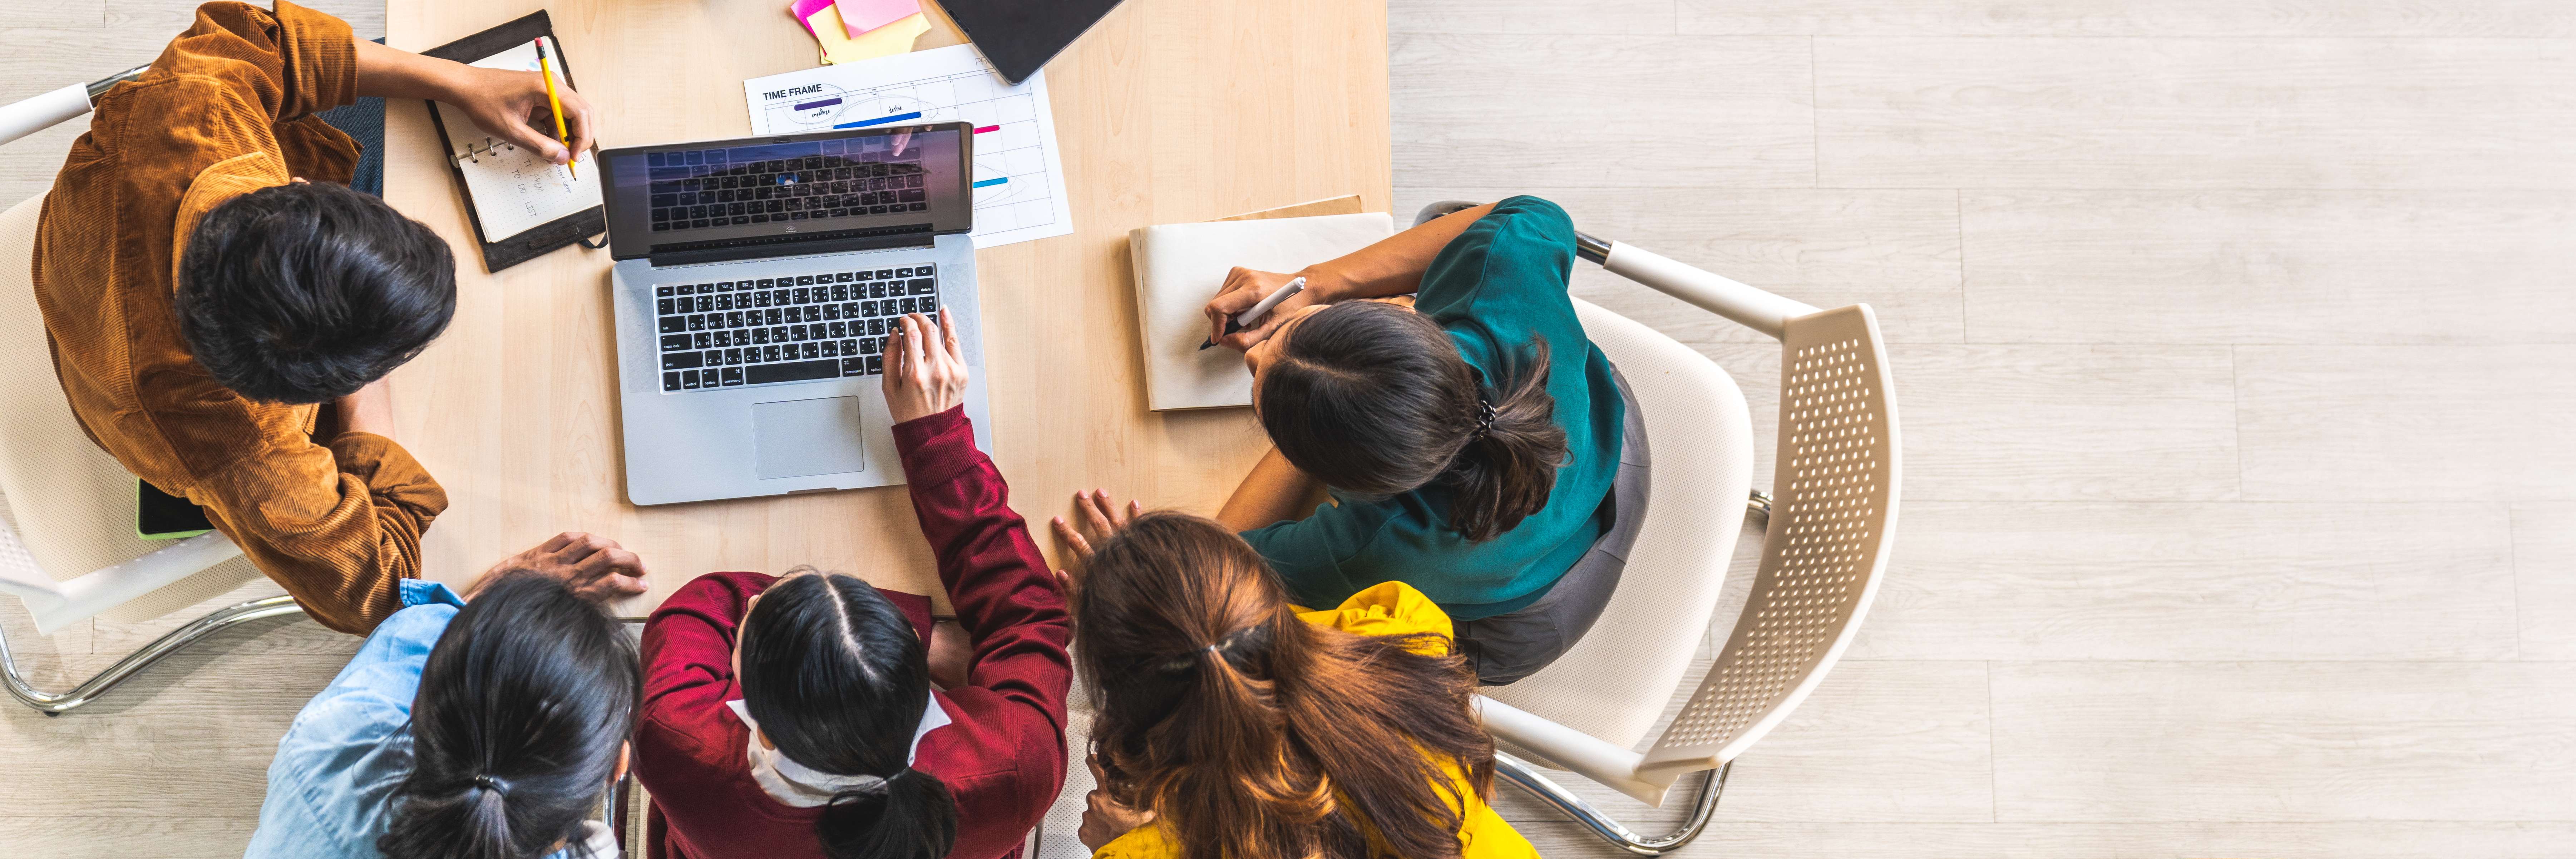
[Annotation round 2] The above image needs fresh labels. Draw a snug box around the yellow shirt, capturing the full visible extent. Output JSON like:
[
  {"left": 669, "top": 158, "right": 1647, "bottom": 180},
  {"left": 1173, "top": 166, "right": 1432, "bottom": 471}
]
[{"left": 1093, "top": 582, "right": 1540, "bottom": 859}]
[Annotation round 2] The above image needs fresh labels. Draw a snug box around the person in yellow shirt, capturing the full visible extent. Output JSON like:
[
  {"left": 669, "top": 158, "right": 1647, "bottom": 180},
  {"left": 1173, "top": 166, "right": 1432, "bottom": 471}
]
[{"left": 1056, "top": 506, "right": 1538, "bottom": 859}]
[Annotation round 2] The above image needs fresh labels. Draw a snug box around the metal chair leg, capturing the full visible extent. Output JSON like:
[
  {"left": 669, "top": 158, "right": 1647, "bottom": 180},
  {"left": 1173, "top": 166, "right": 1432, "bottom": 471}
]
[
  {"left": 0, "top": 594, "right": 304, "bottom": 715},
  {"left": 1747, "top": 489, "right": 1772, "bottom": 527},
  {"left": 1494, "top": 751, "right": 1729, "bottom": 856}
]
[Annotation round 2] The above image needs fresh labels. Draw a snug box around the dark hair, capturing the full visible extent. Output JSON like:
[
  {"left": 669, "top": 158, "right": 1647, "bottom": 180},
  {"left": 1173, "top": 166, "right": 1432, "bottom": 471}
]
[
  {"left": 379, "top": 573, "right": 639, "bottom": 859},
  {"left": 175, "top": 181, "right": 456, "bottom": 404},
  {"left": 739, "top": 568, "right": 956, "bottom": 859},
  {"left": 1258, "top": 301, "right": 1568, "bottom": 541},
  {"left": 1075, "top": 513, "right": 1494, "bottom": 859}
]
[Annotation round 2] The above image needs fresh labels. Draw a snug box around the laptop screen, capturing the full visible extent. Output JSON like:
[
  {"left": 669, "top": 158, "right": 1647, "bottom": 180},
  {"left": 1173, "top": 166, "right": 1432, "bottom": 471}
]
[{"left": 598, "top": 123, "right": 972, "bottom": 259}]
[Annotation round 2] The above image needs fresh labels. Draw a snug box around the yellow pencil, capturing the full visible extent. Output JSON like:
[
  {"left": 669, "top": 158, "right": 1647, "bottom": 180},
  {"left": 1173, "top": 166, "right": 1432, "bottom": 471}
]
[{"left": 534, "top": 37, "right": 574, "bottom": 178}]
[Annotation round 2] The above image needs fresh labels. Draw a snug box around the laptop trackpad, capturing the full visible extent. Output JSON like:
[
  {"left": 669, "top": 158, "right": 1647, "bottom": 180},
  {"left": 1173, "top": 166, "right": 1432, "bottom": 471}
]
[{"left": 753, "top": 397, "right": 868, "bottom": 480}]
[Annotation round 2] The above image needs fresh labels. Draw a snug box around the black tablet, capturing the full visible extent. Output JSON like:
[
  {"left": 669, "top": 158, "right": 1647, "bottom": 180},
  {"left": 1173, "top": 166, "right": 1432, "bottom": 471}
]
[{"left": 937, "top": 0, "right": 1126, "bottom": 84}]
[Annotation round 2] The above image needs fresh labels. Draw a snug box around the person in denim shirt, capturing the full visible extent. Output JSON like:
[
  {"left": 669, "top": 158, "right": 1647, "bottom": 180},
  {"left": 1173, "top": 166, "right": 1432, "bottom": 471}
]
[{"left": 248, "top": 534, "right": 648, "bottom": 859}]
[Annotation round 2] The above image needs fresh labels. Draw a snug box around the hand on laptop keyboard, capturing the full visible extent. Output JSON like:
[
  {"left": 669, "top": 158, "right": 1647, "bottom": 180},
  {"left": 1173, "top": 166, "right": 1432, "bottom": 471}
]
[
  {"left": 655, "top": 265, "right": 937, "bottom": 392},
  {"left": 883, "top": 307, "right": 968, "bottom": 424}
]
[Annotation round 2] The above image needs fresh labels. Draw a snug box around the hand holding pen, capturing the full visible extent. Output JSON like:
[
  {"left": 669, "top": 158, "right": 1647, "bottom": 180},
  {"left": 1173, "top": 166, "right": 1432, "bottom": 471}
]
[{"left": 1201, "top": 267, "right": 1321, "bottom": 351}]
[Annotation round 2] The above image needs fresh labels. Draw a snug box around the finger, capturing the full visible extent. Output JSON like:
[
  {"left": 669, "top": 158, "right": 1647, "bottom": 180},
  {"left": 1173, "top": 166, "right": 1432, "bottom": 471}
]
[
  {"left": 900, "top": 314, "right": 930, "bottom": 370},
  {"left": 1079, "top": 490, "right": 1116, "bottom": 538},
  {"left": 596, "top": 547, "right": 647, "bottom": 579},
  {"left": 1219, "top": 297, "right": 1305, "bottom": 352},
  {"left": 1052, "top": 515, "right": 1093, "bottom": 560},
  {"left": 1123, "top": 500, "right": 1143, "bottom": 526},
  {"left": 556, "top": 86, "right": 596, "bottom": 161},
  {"left": 889, "top": 318, "right": 916, "bottom": 382},
  {"left": 541, "top": 531, "right": 579, "bottom": 553},
  {"left": 882, "top": 322, "right": 908, "bottom": 379},
  {"left": 939, "top": 305, "right": 963, "bottom": 365},
  {"left": 1206, "top": 281, "right": 1255, "bottom": 342},
  {"left": 491, "top": 95, "right": 569, "bottom": 164},
  {"left": 556, "top": 531, "right": 611, "bottom": 564}
]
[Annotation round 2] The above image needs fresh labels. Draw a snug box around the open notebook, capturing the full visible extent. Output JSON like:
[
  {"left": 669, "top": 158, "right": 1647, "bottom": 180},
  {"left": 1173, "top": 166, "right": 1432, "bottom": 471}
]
[
  {"left": 421, "top": 12, "right": 607, "bottom": 272},
  {"left": 1127, "top": 208, "right": 1394, "bottom": 411},
  {"left": 435, "top": 39, "right": 599, "bottom": 244}
]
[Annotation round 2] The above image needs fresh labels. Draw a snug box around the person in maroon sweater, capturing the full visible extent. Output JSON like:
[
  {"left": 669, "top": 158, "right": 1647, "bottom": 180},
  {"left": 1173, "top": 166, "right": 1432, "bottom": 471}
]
[{"left": 636, "top": 309, "right": 1072, "bottom": 859}]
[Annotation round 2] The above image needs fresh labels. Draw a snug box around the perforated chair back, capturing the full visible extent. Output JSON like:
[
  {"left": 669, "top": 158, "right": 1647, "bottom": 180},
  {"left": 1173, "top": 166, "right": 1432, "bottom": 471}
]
[{"left": 1639, "top": 304, "right": 1898, "bottom": 776}]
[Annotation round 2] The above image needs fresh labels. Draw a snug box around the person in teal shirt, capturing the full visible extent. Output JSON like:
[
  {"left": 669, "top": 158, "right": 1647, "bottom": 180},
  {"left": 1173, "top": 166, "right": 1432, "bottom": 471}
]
[{"left": 1055, "top": 196, "right": 1641, "bottom": 684}]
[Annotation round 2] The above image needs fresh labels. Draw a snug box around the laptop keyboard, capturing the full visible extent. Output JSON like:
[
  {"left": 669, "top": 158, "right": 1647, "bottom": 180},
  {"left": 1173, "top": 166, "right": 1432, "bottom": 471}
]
[{"left": 654, "top": 264, "right": 937, "bottom": 392}]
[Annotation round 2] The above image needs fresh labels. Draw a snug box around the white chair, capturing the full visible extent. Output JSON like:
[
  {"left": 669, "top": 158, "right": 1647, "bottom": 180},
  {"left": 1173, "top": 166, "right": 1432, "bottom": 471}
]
[
  {"left": 0, "top": 66, "right": 302, "bottom": 715},
  {"left": 1410, "top": 201, "right": 1900, "bottom": 854},
  {"left": 1027, "top": 202, "right": 1900, "bottom": 856}
]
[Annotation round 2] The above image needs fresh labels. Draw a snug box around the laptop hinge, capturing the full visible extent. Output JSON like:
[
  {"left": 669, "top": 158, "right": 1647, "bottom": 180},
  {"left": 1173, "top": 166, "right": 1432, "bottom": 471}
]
[{"left": 646, "top": 226, "right": 935, "bottom": 267}]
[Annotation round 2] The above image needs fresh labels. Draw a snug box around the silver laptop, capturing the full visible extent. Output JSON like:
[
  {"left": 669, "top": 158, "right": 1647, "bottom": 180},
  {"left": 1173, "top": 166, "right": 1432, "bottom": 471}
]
[{"left": 598, "top": 123, "right": 990, "bottom": 506}]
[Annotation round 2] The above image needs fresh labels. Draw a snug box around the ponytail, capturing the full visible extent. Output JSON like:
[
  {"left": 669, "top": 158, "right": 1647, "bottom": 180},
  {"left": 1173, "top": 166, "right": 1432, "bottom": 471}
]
[
  {"left": 1437, "top": 338, "right": 1565, "bottom": 541},
  {"left": 378, "top": 779, "right": 519, "bottom": 859},
  {"left": 741, "top": 569, "right": 959, "bottom": 859},
  {"left": 379, "top": 573, "right": 639, "bottom": 859},
  {"left": 1259, "top": 300, "right": 1568, "bottom": 543},
  {"left": 817, "top": 769, "right": 958, "bottom": 859},
  {"left": 1074, "top": 513, "right": 1495, "bottom": 859}
]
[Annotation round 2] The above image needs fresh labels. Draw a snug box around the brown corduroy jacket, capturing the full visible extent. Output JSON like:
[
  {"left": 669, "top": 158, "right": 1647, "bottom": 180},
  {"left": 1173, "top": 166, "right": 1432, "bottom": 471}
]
[{"left": 32, "top": 1, "right": 446, "bottom": 634}]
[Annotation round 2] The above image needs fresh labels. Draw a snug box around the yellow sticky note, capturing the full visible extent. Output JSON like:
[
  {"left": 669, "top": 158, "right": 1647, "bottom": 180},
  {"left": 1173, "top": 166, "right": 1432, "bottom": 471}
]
[{"left": 807, "top": 6, "right": 931, "bottom": 65}]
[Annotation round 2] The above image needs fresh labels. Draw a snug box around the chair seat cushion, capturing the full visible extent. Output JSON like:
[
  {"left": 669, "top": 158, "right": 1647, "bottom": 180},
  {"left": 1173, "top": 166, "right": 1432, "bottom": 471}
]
[
  {"left": 1478, "top": 298, "right": 1754, "bottom": 754},
  {"left": 0, "top": 194, "right": 260, "bottom": 624}
]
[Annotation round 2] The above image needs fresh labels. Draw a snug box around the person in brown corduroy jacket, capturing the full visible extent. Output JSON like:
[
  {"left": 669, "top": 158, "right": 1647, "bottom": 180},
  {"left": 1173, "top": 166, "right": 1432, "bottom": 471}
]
[{"left": 33, "top": 2, "right": 617, "bottom": 633}]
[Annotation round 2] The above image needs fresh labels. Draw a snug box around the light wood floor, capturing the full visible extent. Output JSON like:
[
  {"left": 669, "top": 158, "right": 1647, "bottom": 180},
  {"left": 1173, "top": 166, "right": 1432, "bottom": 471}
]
[{"left": 5, "top": 1, "right": 2573, "bottom": 856}]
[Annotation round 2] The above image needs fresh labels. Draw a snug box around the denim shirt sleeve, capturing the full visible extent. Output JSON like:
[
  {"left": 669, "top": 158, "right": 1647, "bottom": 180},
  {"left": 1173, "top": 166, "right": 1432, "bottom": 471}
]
[{"left": 244, "top": 579, "right": 464, "bottom": 858}]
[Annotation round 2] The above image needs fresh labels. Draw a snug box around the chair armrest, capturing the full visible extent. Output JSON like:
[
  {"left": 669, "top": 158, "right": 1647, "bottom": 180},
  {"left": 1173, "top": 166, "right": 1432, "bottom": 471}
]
[
  {"left": 24, "top": 533, "right": 244, "bottom": 634},
  {"left": 0, "top": 83, "right": 92, "bottom": 149},
  {"left": 1478, "top": 696, "right": 1680, "bottom": 805},
  {"left": 1598, "top": 242, "right": 1820, "bottom": 342}
]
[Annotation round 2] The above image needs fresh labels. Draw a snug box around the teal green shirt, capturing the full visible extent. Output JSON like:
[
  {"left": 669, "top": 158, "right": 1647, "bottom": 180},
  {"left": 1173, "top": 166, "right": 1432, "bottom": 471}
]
[{"left": 1242, "top": 196, "right": 1624, "bottom": 619}]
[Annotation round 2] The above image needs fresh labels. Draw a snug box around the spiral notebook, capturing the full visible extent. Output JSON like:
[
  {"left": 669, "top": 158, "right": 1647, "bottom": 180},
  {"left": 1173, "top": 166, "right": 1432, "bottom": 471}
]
[{"left": 420, "top": 11, "right": 607, "bottom": 272}]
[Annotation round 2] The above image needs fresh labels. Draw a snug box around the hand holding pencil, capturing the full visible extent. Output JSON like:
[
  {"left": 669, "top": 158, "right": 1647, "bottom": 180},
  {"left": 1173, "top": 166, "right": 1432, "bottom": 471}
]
[
  {"left": 534, "top": 37, "right": 576, "bottom": 176},
  {"left": 418, "top": 40, "right": 594, "bottom": 167}
]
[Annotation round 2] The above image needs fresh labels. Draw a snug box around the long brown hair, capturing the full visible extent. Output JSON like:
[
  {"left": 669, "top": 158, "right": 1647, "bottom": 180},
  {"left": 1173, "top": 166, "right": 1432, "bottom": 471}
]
[
  {"left": 1259, "top": 300, "right": 1567, "bottom": 541},
  {"left": 1072, "top": 513, "right": 1495, "bottom": 859}
]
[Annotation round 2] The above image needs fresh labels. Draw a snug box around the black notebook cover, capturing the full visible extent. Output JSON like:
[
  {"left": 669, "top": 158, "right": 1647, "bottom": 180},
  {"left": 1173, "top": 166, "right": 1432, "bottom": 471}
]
[
  {"left": 418, "top": 11, "right": 606, "bottom": 273},
  {"left": 935, "top": 0, "right": 1126, "bottom": 84}
]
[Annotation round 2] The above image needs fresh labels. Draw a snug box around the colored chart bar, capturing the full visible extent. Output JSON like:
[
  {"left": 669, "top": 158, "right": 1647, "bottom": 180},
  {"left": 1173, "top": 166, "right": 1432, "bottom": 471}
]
[
  {"left": 834, "top": 111, "right": 924, "bottom": 129},
  {"left": 794, "top": 97, "right": 844, "bottom": 111},
  {"left": 973, "top": 124, "right": 1000, "bottom": 134},
  {"left": 972, "top": 177, "right": 1008, "bottom": 188}
]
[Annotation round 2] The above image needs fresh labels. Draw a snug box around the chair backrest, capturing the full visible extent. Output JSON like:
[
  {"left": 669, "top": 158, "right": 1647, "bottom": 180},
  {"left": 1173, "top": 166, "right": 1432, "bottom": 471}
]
[
  {"left": 0, "top": 193, "right": 257, "bottom": 624},
  {"left": 1477, "top": 298, "right": 1757, "bottom": 751},
  {"left": 1637, "top": 304, "right": 1899, "bottom": 776}
]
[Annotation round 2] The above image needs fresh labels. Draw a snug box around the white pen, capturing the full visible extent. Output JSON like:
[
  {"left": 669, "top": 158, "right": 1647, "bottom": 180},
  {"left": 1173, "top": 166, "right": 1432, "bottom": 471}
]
[{"left": 1200, "top": 276, "right": 1307, "bottom": 350}]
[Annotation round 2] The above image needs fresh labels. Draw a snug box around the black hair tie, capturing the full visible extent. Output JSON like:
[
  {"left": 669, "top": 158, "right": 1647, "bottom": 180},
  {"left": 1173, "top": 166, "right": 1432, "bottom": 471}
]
[
  {"left": 1471, "top": 393, "right": 1499, "bottom": 440},
  {"left": 471, "top": 774, "right": 507, "bottom": 795}
]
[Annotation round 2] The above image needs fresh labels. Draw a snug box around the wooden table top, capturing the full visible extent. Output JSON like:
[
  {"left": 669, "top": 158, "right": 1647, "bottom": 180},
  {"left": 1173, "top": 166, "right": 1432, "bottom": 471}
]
[{"left": 382, "top": 0, "right": 1391, "bottom": 613}]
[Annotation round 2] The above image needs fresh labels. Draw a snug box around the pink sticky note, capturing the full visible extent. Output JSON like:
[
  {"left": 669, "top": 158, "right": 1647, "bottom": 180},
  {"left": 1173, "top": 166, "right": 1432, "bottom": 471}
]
[
  {"left": 837, "top": 0, "right": 921, "bottom": 36},
  {"left": 789, "top": 0, "right": 837, "bottom": 34}
]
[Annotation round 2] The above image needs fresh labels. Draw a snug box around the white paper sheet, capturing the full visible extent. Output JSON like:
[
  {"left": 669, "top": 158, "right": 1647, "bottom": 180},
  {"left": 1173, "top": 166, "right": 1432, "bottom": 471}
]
[
  {"left": 743, "top": 44, "right": 1075, "bottom": 249},
  {"left": 1128, "top": 213, "right": 1397, "bottom": 411},
  {"left": 432, "top": 39, "right": 602, "bottom": 242}
]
